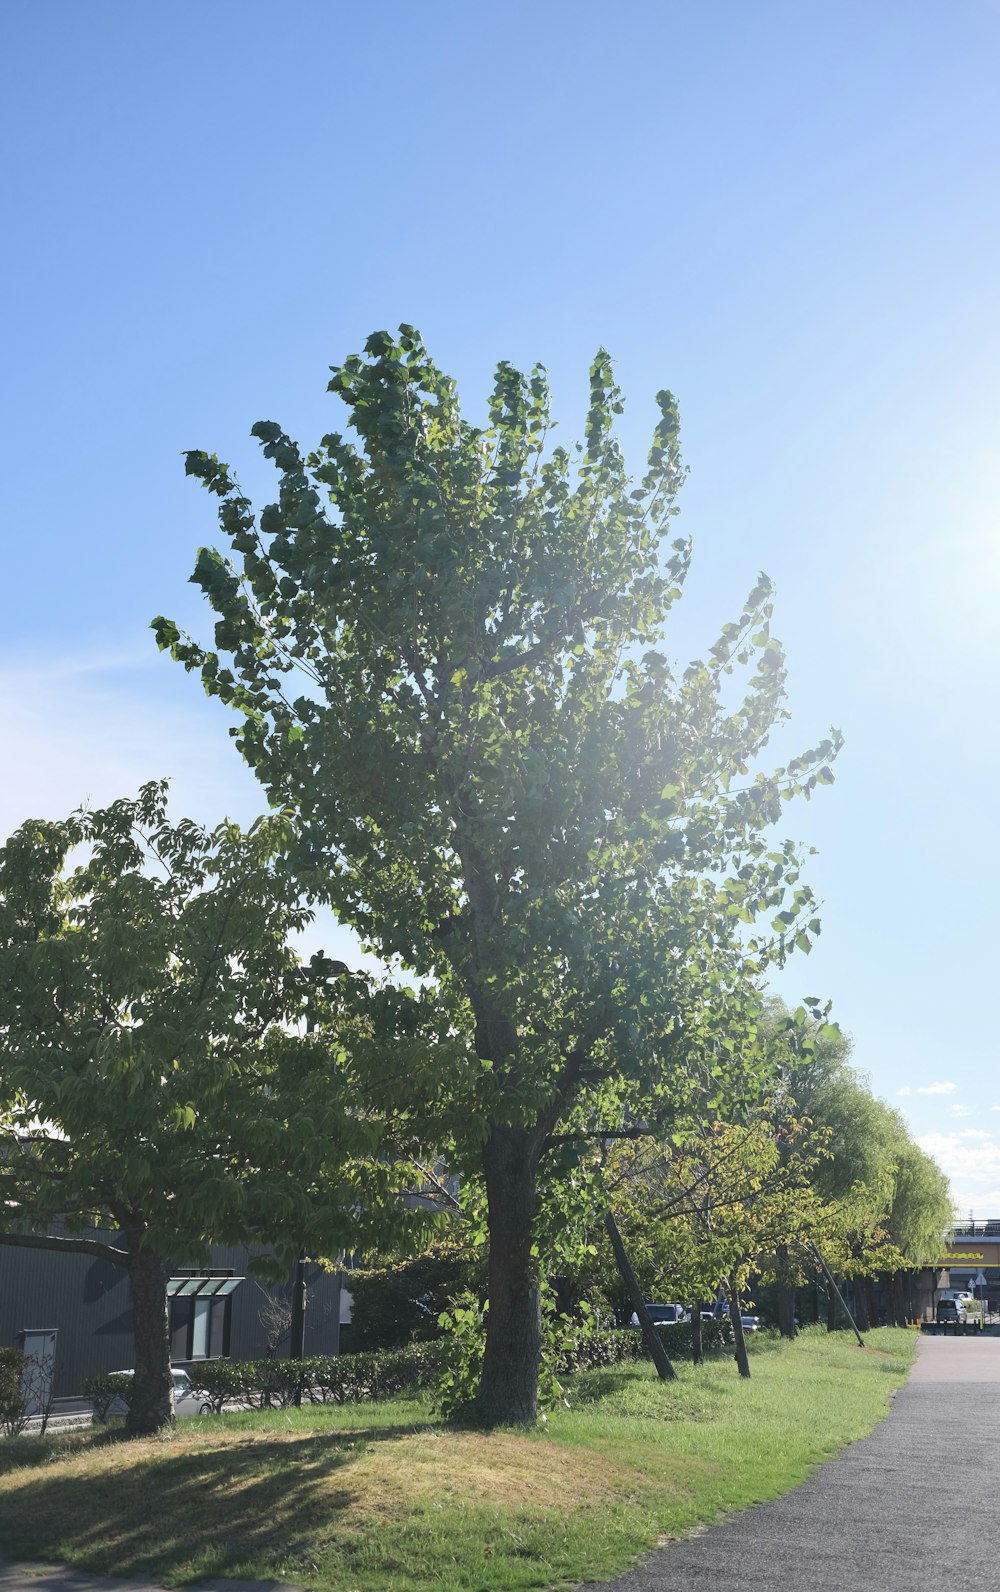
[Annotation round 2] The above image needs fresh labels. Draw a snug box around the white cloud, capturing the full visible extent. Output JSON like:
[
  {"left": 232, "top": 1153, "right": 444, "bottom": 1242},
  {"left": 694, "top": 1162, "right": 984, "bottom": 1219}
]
[
  {"left": 917, "top": 1130, "right": 1000, "bottom": 1217},
  {"left": 951, "top": 1104, "right": 974, "bottom": 1118},
  {"left": 0, "top": 648, "right": 372, "bottom": 971},
  {"left": 898, "top": 1085, "right": 912, "bottom": 1097},
  {"left": 0, "top": 649, "right": 270, "bottom": 837},
  {"left": 917, "top": 1081, "right": 958, "bottom": 1096}
]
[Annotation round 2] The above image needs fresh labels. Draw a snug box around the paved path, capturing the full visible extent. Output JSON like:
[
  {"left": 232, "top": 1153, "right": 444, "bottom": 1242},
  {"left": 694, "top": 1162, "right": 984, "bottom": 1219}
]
[
  {"left": 596, "top": 1333, "right": 1000, "bottom": 1592},
  {"left": 0, "top": 1566, "right": 305, "bottom": 1592}
]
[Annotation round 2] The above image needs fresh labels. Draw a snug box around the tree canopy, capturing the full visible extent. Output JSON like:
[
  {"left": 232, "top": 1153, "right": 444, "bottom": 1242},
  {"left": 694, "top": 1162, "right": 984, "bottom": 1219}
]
[
  {"left": 156, "top": 327, "right": 841, "bottom": 1423},
  {"left": 0, "top": 784, "right": 416, "bottom": 1432}
]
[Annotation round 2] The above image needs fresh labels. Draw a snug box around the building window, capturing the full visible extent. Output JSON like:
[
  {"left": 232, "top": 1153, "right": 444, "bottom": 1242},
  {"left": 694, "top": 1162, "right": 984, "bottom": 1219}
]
[{"left": 166, "top": 1274, "right": 243, "bottom": 1361}]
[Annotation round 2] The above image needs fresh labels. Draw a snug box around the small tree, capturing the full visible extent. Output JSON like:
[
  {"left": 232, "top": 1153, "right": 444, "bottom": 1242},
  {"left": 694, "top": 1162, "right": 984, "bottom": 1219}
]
[
  {"left": 0, "top": 1348, "right": 31, "bottom": 1439},
  {"left": 0, "top": 786, "right": 409, "bottom": 1435},
  {"left": 610, "top": 1107, "right": 831, "bottom": 1376},
  {"left": 156, "top": 328, "right": 840, "bottom": 1423},
  {"left": 254, "top": 1284, "right": 293, "bottom": 1357}
]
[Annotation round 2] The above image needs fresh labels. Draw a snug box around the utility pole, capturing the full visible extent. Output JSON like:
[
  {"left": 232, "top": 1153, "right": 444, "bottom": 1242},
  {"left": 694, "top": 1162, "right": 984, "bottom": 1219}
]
[
  {"left": 289, "top": 965, "right": 324, "bottom": 1406},
  {"left": 289, "top": 1252, "right": 307, "bottom": 1407}
]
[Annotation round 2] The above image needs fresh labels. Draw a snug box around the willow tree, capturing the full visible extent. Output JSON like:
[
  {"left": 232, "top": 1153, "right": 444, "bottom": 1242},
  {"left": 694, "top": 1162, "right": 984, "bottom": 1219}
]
[{"left": 155, "top": 327, "right": 839, "bottom": 1424}]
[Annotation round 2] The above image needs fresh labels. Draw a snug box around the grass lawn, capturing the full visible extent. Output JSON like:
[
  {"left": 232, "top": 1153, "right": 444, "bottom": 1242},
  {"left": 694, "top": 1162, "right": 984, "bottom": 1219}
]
[{"left": 0, "top": 1327, "right": 916, "bottom": 1592}]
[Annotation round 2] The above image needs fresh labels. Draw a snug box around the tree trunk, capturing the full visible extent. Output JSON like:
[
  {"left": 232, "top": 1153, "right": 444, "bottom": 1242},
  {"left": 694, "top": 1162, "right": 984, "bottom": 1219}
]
[
  {"left": 125, "top": 1238, "right": 173, "bottom": 1437},
  {"left": 865, "top": 1276, "right": 878, "bottom": 1329},
  {"left": 602, "top": 1208, "right": 677, "bottom": 1380},
  {"left": 884, "top": 1271, "right": 898, "bottom": 1327},
  {"left": 476, "top": 1124, "right": 543, "bottom": 1426},
  {"left": 775, "top": 1245, "right": 797, "bottom": 1339},
  {"left": 825, "top": 1276, "right": 837, "bottom": 1331},
  {"left": 854, "top": 1279, "right": 870, "bottom": 1332},
  {"left": 776, "top": 1283, "right": 796, "bottom": 1337},
  {"left": 728, "top": 1280, "right": 751, "bottom": 1379},
  {"left": 691, "top": 1303, "right": 704, "bottom": 1366},
  {"left": 289, "top": 1253, "right": 307, "bottom": 1408},
  {"left": 891, "top": 1272, "right": 907, "bottom": 1327}
]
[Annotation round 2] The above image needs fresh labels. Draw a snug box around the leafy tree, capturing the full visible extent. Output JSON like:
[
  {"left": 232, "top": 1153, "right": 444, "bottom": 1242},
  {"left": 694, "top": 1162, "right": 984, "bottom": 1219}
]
[
  {"left": 588, "top": 1011, "right": 953, "bottom": 1351},
  {"left": 883, "top": 1133, "right": 953, "bottom": 1264},
  {"left": 155, "top": 327, "right": 839, "bottom": 1424},
  {"left": 799, "top": 1067, "right": 903, "bottom": 1328},
  {"left": 774, "top": 1007, "right": 894, "bottom": 1208},
  {"left": 777, "top": 1008, "right": 951, "bottom": 1327},
  {"left": 0, "top": 785, "right": 412, "bottom": 1435},
  {"left": 877, "top": 1134, "right": 952, "bottom": 1324},
  {"left": 605, "top": 1105, "right": 831, "bottom": 1375}
]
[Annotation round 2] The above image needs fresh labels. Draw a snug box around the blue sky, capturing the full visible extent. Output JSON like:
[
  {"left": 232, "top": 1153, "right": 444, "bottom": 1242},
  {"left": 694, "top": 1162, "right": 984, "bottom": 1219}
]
[{"left": 2, "top": 1, "right": 999, "bottom": 1210}]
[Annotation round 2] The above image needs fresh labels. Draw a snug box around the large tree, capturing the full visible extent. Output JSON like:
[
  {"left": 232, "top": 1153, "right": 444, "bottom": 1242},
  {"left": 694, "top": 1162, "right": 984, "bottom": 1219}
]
[
  {"left": 777, "top": 1009, "right": 952, "bottom": 1327},
  {"left": 0, "top": 786, "right": 409, "bottom": 1435},
  {"left": 155, "top": 327, "right": 839, "bottom": 1424}
]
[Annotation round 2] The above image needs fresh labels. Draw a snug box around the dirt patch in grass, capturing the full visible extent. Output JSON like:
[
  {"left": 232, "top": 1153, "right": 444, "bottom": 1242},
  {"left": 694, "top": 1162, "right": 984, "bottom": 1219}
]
[{"left": 356, "top": 1429, "right": 659, "bottom": 1513}]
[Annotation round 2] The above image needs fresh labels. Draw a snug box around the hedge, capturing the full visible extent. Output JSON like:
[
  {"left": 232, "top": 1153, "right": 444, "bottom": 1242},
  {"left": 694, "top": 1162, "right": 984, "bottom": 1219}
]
[
  {"left": 183, "top": 1325, "right": 734, "bottom": 1413},
  {"left": 82, "top": 1322, "right": 735, "bottom": 1421},
  {"left": 562, "top": 1316, "right": 734, "bottom": 1372},
  {"left": 187, "top": 1342, "right": 449, "bottom": 1413}
]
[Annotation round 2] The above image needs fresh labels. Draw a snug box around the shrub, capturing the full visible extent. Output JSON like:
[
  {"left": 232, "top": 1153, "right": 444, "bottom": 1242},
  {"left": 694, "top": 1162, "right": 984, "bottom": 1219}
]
[
  {"left": 0, "top": 1348, "right": 29, "bottom": 1439},
  {"left": 184, "top": 1360, "right": 250, "bottom": 1414},
  {"left": 561, "top": 1317, "right": 734, "bottom": 1372},
  {"left": 346, "top": 1243, "right": 483, "bottom": 1351},
  {"left": 305, "top": 1343, "right": 446, "bottom": 1403},
  {"left": 83, "top": 1372, "right": 133, "bottom": 1424},
  {"left": 654, "top": 1316, "right": 735, "bottom": 1357}
]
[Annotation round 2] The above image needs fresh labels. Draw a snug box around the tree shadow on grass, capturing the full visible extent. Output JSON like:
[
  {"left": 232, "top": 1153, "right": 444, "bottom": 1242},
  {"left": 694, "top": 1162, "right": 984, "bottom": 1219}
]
[
  {"left": 0, "top": 1425, "right": 422, "bottom": 1584},
  {"left": 565, "top": 1367, "right": 654, "bottom": 1404}
]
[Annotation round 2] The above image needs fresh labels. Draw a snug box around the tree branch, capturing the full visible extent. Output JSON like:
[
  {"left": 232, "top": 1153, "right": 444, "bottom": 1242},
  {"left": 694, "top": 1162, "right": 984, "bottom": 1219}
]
[
  {"left": 0, "top": 1230, "right": 129, "bottom": 1265},
  {"left": 543, "top": 1124, "right": 652, "bottom": 1150}
]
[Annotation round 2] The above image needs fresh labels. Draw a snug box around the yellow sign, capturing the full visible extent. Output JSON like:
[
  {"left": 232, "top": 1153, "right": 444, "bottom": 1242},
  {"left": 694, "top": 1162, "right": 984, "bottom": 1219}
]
[{"left": 938, "top": 1253, "right": 985, "bottom": 1262}]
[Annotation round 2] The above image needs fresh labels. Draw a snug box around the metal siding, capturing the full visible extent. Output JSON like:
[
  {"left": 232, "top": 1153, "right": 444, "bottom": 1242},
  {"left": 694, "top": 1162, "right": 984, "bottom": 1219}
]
[
  {"left": 0, "top": 1236, "right": 344, "bottom": 1397},
  {"left": 0, "top": 1243, "right": 133, "bottom": 1399}
]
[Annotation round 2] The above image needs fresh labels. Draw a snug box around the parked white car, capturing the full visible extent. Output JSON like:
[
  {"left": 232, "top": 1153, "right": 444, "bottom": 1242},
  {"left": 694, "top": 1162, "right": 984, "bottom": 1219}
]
[{"left": 109, "top": 1367, "right": 202, "bottom": 1418}]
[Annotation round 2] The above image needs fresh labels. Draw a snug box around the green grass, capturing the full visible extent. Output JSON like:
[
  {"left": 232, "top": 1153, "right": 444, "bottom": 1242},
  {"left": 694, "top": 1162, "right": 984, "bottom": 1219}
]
[{"left": 0, "top": 1327, "right": 916, "bottom": 1592}]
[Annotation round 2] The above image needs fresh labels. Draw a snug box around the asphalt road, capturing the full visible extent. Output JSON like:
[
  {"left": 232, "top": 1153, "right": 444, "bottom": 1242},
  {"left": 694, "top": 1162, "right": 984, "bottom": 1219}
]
[
  {"left": 0, "top": 1568, "right": 305, "bottom": 1592},
  {"left": 594, "top": 1333, "right": 1000, "bottom": 1592}
]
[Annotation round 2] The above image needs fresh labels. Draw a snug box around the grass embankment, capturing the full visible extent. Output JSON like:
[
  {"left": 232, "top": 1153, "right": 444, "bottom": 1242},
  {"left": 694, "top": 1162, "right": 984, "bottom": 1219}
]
[{"left": 0, "top": 1327, "right": 915, "bottom": 1592}]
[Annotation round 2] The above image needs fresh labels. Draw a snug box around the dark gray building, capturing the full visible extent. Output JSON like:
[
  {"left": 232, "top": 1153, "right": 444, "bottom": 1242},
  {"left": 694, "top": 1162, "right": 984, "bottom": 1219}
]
[{"left": 0, "top": 1236, "right": 347, "bottom": 1410}]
